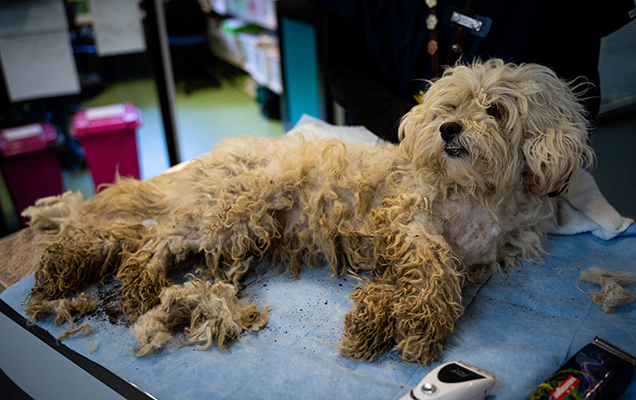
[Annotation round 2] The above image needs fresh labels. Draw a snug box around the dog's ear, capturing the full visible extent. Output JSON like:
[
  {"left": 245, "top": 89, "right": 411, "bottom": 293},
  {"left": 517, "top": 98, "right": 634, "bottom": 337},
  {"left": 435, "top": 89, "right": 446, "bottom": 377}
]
[{"left": 519, "top": 66, "right": 595, "bottom": 195}]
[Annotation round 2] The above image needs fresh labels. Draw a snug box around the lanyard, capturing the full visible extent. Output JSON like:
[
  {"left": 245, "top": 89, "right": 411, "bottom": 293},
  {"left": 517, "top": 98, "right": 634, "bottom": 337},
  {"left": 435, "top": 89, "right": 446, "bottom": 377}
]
[{"left": 425, "top": 0, "right": 480, "bottom": 77}]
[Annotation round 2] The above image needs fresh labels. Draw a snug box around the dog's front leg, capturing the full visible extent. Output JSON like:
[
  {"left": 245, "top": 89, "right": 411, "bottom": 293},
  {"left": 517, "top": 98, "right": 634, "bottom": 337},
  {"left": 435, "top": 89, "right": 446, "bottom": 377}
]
[
  {"left": 390, "top": 259, "right": 463, "bottom": 364},
  {"left": 386, "top": 227, "right": 464, "bottom": 364},
  {"left": 341, "top": 205, "right": 464, "bottom": 364},
  {"left": 339, "top": 277, "right": 397, "bottom": 361}
]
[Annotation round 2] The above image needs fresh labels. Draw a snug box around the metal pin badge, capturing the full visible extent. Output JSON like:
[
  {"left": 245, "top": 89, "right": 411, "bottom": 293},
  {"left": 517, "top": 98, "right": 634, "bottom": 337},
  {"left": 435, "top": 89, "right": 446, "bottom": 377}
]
[
  {"left": 427, "top": 40, "right": 438, "bottom": 55},
  {"left": 426, "top": 15, "right": 438, "bottom": 30}
]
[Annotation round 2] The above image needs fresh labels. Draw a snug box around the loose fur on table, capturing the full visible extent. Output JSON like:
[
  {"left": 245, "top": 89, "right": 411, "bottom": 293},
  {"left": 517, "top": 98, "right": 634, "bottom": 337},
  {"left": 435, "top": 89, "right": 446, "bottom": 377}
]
[
  {"left": 22, "top": 59, "right": 593, "bottom": 364},
  {"left": 579, "top": 267, "right": 636, "bottom": 313}
]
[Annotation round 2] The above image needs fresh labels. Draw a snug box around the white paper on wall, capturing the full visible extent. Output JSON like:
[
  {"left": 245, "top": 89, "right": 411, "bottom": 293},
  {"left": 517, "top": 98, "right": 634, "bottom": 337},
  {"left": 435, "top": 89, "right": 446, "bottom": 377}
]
[
  {"left": 0, "top": 32, "right": 81, "bottom": 102},
  {"left": 0, "top": 0, "right": 68, "bottom": 36},
  {"left": 0, "top": 0, "right": 81, "bottom": 102},
  {"left": 88, "top": 0, "right": 147, "bottom": 57},
  {"left": 0, "top": 31, "right": 81, "bottom": 102}
]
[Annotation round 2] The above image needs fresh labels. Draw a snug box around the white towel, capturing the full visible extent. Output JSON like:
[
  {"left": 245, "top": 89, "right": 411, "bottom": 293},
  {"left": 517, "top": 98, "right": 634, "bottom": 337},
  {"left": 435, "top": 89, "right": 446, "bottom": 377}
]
[
  {"left": 292, "top": 114, "right": 388, "bottom": 148},
  {"left": 549, "top": 169, "right": 633, "bottom": 240}
]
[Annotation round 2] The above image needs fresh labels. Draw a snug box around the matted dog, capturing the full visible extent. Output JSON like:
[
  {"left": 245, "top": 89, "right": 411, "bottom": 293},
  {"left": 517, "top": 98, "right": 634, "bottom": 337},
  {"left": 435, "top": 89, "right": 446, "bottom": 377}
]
[{"left": 23, "top": 59, "right": 593, "bottom": 364}]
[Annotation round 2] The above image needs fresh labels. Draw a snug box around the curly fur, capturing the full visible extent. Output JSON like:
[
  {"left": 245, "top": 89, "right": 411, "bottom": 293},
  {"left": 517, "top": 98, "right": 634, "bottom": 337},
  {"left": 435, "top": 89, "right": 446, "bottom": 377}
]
[
  {"left": 23, "top": 60, "right": 593, "bottom": 364},
  {"left": 131, "top": 275, "right": 270, "bottom": 357}
]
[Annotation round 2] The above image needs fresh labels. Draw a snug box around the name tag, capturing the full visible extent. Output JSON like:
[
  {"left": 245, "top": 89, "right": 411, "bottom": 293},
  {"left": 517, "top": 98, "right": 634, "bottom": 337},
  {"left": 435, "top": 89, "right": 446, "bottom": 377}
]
[
  {"left": 442, "top": 6, "right": 492, "bottom": 38},
  {"left": 451, "top": 11, "right": 482, "bottom": 32}
]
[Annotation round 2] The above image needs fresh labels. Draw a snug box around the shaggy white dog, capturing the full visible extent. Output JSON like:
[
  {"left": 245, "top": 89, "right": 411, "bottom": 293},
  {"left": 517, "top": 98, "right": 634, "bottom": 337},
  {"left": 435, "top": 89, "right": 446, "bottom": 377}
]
[{"left": 23, "top": 59, "right": 593, "bottom": 364}]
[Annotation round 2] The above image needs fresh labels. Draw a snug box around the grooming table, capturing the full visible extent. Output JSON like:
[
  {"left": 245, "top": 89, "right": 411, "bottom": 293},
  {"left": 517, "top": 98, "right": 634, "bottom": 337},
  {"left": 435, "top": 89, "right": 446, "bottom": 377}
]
[{"left": 1, "top": 224, "right": 635, "bottom": 399}]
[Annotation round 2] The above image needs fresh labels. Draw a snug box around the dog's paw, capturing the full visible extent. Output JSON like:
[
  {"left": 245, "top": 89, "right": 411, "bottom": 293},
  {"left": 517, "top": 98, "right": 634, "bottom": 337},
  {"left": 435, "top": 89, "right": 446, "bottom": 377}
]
[
  {"left": 120, "top": 271, "right": 170, "bottom": 318},
  {"left": 391, "top": 287, "right": 461, "bottom": 364},
  {"left": 339, "top": 280, "right": 395, "bottom": 361},
  {"left": 118, "top": 258, "right": 171, "bottom": 318},
  {"left": 21, "top": 191, "right": 84, "bottom": 232}
]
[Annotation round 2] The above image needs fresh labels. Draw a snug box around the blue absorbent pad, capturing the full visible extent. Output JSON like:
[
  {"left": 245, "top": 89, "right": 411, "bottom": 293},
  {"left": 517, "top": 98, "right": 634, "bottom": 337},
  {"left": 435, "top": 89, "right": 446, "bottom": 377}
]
[{"left": 1, "top": 231, "right": 635, "bottom": 399}]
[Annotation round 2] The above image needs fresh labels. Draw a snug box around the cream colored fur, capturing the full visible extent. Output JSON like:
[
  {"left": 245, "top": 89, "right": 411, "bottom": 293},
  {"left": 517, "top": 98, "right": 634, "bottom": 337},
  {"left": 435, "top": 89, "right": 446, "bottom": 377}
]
[{"left": 23, "top": 59, "right": 593, "bottom": 364}]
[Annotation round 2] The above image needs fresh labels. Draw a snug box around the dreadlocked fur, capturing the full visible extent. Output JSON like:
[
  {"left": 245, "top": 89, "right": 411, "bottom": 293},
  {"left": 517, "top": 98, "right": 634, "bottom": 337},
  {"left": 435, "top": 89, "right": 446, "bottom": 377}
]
[{"left": 22, "top": 60, "right": 593, "bottom": 364}]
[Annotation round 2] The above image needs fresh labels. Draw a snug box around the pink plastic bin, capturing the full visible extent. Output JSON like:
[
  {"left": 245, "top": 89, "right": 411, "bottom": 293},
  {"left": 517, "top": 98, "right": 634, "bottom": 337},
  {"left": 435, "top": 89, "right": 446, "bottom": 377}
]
[
  {"left": 0, "top": 121, "right": 64, "bottom": 224},
  {"left": 72, "top": 103, "right": 143, "bottom": 191}
]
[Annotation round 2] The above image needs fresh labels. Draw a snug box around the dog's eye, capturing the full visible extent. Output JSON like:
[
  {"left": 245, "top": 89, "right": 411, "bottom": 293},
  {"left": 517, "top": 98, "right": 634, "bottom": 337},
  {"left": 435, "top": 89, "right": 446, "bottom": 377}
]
[{"left": 486, "top": 104, "right": 502, "bottom": 120}]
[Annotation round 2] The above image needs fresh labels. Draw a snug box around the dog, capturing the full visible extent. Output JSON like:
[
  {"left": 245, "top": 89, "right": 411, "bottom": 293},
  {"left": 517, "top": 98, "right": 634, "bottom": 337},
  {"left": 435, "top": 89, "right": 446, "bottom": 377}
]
[{"left": 22, "top": 59, "right": 594, "bottom": 364}]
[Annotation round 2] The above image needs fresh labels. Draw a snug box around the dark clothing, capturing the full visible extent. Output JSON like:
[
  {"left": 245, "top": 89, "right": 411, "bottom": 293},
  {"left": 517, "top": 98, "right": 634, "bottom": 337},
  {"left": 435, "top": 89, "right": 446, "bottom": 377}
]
[
  {"left": 165, "top": 0, "right": 208, "bottom": 36},
  {"left": 314, "top": 0, "right": 636, "bottom": 142}
]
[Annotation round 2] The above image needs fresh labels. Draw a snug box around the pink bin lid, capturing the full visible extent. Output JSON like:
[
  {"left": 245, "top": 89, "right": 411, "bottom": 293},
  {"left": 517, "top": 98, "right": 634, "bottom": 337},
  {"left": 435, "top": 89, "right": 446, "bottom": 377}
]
[
  {"left": 0, "top": 121, "right": 58, "bottom": 157},
  {"left": 72, "top": 102, "right": 143, "bottom": 138}
]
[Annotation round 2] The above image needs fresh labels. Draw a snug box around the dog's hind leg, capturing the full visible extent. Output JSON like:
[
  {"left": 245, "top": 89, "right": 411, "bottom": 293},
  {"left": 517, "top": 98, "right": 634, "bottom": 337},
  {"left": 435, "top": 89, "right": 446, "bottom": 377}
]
[
  {"left": 116, "top": 226, "right": 210, "bottom": 317},
  {"left": 112, "top": 183, "right": 287, "bottom": 319},
  {"left": 124, "top": 189, "right": 286, "bottom": 353},
  {"left": 200, "top": 201, "right": 283, "bottom": 284},
  {"left": 195, "top": 173, "right": 291, "bottom": 284},
  {"left": 25, "top": 223, "right": 147, "bottom": 321},
  {"left": 124, "top": 170, "right": 289, "bottom": 349},
  {"left": 24, "top": 172, "right": 204, "bottom": 322}
]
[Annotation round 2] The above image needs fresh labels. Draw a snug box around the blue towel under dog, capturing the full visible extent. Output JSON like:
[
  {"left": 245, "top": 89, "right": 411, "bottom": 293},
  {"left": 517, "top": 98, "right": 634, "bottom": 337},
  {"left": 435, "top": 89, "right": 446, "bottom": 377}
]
[{"left": 1, "top": 224, "right": 635, "bottom": 399}]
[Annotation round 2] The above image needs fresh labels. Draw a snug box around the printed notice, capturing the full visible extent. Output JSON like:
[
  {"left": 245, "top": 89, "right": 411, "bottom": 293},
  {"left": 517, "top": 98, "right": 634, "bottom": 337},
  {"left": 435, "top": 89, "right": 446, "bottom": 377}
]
[
  {"left": 0, "top": 0, "right": 68, "bottom": 36},
  {"left": 0, "top": 0, "right": 80, "bottom": 102},
  {"left": 0, "top": 31, "right": 81, "bottom": 102},
  {"left": 88, "top": 0, "right": 146, "bottom": 57}
]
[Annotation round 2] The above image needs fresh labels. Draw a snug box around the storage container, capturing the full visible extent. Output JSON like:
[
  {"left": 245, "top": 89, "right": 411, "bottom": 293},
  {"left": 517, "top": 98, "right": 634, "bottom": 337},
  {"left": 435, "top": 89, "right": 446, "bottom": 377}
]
[
  {"left": 0, "top": 121, "right": 64, "bottom": 223},
  {"left": 72, "top": 103, "right": 142, "bottom": 191}
]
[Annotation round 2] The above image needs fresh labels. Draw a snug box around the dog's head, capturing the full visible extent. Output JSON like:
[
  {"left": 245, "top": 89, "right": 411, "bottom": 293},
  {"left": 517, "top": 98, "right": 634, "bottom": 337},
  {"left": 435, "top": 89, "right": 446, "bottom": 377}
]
[{"left": 399, "top": 59, "right": 594, "bottom": 199}]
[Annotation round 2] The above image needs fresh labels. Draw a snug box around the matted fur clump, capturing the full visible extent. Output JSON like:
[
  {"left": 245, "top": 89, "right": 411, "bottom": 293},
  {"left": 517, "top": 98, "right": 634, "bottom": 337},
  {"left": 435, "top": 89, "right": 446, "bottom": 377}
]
[
  {"left": 132, "top": 275, "right": 270, "bottom": 357},
  {"left": 23, "top": 59, "right": 593, "bottom": 364},
  {"left": 579, "top": 267, "right": 636, "bottom": 313}
]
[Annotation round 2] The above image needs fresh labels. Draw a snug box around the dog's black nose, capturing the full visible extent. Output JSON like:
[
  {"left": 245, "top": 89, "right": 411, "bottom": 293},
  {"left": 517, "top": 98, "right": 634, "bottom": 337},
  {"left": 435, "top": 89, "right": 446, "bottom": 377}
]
[{"left": 440, "top": 122, "right": 463, "bottom": 142}]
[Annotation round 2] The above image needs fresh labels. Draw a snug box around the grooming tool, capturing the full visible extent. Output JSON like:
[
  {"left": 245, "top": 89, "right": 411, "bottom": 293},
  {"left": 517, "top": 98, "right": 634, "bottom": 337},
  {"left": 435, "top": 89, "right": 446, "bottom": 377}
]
[
  {"left": 400, "top": 361, "right": 495, "bottom": 400},
  {"left": 526, "top": 336, "right": 636, "bottom": 400}
]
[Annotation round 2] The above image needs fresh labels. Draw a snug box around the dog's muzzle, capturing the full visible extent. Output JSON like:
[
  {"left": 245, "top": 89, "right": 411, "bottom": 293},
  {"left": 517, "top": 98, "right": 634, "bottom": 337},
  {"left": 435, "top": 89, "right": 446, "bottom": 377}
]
[{"left": 440, "top": 122, "right": 468, "bottom": 157}]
